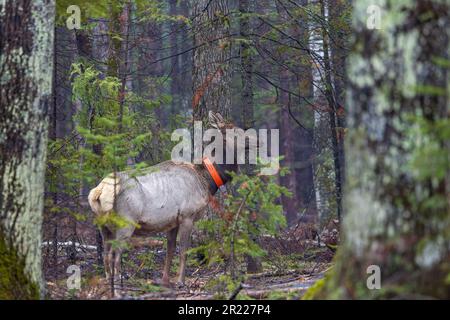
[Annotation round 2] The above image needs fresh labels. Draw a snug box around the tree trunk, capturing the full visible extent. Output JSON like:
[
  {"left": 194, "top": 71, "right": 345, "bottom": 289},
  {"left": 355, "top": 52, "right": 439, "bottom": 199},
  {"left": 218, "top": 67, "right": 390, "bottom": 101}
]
[
  {"left": 240, "top": 0, "right": 254, "bottom": 132},
  {"left": 0, "top": 0, "right": 55, "bottom": 299},
  {"left": 318, "top": 0, "right": 450, "bottom": 299},
  {"left": 91, "top": 18, "right": 109, "bottom": 73},
  {"left": 320, "top": 0, "right": 343, "bottom": 222},
  {"left": 118, "top": 1, "right": 131, "bottom": 133},
  {"left": 239, "top": 0, "right": 262, "bottom": 274},
  {"left": 149, "top": 11, "right": 164, "bottom": 163},
  {"left": 275, "top": 1, "right": 299, "bottom": 226},
  {"left": 90, "top": 18, "right": 110, "bottom": 266},
  {"left": 293, "top": 0, "right": 317, "bottom": 223},
  {"left": 179, "top": 0, "right": 191, "bottom": 112},
  {"left": 278, "top": 88, "right": 299, "bottom": 226},
  {"left": 50, "top": 25, "right": 58, "bottom": 278},
  {"left": 169, "top": 0, "right": 181, "bottom": 115},
  {"left": 192, "top": 0, "right": 232, "bottom": 121},
  {"left": 329, "top": 0, "right": 350, "bottom": 195}
]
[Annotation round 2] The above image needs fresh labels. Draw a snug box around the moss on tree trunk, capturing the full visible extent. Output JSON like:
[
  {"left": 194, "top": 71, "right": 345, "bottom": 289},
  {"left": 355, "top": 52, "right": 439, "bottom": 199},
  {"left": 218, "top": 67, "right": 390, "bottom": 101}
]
[{"left": 0, "top": 230, "right": 40, "bottom": 299}]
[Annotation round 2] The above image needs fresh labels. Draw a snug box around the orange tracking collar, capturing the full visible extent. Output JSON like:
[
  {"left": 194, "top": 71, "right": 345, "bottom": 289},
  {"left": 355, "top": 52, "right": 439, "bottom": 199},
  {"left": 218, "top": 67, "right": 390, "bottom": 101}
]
[{"left": 202, "top": 157, "right": 224, "bottom": 188}]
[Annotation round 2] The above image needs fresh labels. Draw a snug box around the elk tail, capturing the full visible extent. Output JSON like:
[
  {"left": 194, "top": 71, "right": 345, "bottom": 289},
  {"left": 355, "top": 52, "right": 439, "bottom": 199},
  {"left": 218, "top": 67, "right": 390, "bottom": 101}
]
[{"left": 88, "top": 174, "right": 121, "bottom": 215}]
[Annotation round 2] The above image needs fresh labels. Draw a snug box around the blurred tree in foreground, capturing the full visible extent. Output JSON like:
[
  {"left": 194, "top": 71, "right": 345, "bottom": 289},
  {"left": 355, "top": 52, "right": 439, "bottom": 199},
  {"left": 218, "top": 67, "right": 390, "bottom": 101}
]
[
  {"left": 306, "top": 0, "right": 450, "bottom": 299},
  {"left": 0, "top": 0, "right": 55, "bottom": 299}
]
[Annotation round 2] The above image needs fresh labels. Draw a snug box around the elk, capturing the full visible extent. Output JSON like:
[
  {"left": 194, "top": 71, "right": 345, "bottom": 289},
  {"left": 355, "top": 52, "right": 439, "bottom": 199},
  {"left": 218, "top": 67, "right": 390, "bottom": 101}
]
[{"left": 88, "top": 112, "right": 242, "bottom": 286}]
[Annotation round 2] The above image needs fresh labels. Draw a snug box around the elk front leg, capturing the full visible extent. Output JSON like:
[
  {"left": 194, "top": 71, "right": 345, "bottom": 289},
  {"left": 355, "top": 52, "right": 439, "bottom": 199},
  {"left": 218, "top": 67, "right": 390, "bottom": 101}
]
[
  {"left": 177, "top": 218, "right": 194, "bottom": 285},
  {"left": 162, "top": 226, "right": 178, "bottom": 286}
]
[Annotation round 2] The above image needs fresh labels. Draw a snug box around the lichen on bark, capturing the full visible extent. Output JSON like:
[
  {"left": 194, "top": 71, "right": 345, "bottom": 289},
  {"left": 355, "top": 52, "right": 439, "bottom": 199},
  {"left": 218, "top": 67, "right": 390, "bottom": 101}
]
[
  {"left": 308, "top": 0, "right": 450, "bottom": 299},
  {"left": 0, "top": 0, "right": 55, "bottom": 299}
]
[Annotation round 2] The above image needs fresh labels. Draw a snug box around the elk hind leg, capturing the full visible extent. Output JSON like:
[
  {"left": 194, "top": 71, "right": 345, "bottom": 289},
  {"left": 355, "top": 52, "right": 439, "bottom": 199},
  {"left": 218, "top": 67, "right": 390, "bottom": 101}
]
[
  {"left": 111, "top": 226, "right": 135, "bottom": 282},
  {"left": 162, "top": 226, "right": 179, "bottom": 287},
  {"left": 100, "top": 227, "right": 114, "bottom": 280}
]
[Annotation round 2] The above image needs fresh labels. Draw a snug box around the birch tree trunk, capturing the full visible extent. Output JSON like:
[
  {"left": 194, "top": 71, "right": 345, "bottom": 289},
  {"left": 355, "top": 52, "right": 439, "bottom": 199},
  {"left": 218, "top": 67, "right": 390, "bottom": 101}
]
[
  {"left": 0, "top": 0, "right": 55, "bottom": 299},
  {"left": 315, "top": 0, "right": 450, "bottom": 299}
]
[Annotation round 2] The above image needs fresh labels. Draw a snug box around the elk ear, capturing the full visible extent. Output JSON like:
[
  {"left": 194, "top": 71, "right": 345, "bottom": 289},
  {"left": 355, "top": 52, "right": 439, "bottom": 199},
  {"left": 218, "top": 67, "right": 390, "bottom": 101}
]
[{"left": 208, "top": 111, "right": 225, "bottom": 129}]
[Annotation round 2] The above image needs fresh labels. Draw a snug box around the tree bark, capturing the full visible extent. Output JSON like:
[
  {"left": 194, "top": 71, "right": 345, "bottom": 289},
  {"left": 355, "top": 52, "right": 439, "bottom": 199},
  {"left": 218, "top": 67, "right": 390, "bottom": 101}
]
[
  {"left": 240, "top": 0, "right": 254, "bottom": 132},
  {"left": 293, "top": 0, "right": 317, "bottom": 223},
  {"left": 169, "top": 0, "right": 181, "bottom": 115},
  {"left": 50, "top": 25, "right": 58, "bottom": 278},
  {"left": 320, "top": 0, "right": 343, "bottom": 222},
  {"left": 179, "top": 0, "right": 191, "bottom": 112},
  {"left": 192, "top": 0, "right": 232, "bottom": 121},
  {"left": 274, "top": 1, "right": 299, "bottom": 226},
  {"left": 279, "top": 86, "right": 299, "bottom": 226},
  {"left": 90, "top": 17, "right": 110, "bottom": 265},
  {"left": 0, "top": 0, "right": 55, "bottom": 299},
  {"left": 318, "top": 0, "right": 450, "bottom": 299},
  {"left": 329, "top": 0, "right": 350, "bottom": 195},
  {"left": 239, "top": 0, "right": 262, "bottom": 274}
]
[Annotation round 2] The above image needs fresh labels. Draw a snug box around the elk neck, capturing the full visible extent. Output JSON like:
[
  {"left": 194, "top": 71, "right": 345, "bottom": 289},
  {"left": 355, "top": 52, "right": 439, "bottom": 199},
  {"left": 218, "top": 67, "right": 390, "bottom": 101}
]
[{"left": 197, "top": 160, "right": 238, "bottom": 195}]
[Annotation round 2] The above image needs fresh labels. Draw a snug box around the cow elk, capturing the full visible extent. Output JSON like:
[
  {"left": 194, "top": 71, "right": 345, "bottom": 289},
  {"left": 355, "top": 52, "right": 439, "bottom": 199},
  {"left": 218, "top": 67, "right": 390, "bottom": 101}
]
[{"left": 88, "top": 112, "right": 244, "bottom": 287}]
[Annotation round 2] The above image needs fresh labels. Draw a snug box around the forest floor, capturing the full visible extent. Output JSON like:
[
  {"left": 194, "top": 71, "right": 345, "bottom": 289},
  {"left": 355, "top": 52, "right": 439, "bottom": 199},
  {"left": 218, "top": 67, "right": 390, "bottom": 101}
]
[{"left": 43, "top": 228, "right": 335, "bottom": 300}]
